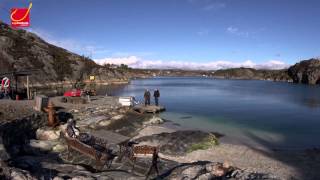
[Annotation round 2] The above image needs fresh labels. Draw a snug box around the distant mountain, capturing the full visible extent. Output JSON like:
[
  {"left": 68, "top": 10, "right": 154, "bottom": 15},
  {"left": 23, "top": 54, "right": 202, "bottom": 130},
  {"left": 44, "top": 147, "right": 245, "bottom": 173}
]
[
  {"left": 212, "top": 67, "right": 292, "bottom": 82},
  {"left": 0, "top": 22, "right": 128, "bottom": 87},
  {"left": 212, "top": 59, "right": 320, "bottom": 85}
]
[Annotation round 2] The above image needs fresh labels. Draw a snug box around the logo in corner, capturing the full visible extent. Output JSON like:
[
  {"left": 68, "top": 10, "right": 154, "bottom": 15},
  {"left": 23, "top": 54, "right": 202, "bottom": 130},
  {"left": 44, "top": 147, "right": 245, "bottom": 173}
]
[{"left": 11, "top": 2, "right": 32, "bottom": 28}]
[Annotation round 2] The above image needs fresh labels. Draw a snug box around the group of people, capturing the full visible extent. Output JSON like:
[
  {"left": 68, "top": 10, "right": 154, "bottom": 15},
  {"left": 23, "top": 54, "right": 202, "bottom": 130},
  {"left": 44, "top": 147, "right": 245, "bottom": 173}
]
[{"left": 144, "top": 89, "right": 160, "bottom": 106}]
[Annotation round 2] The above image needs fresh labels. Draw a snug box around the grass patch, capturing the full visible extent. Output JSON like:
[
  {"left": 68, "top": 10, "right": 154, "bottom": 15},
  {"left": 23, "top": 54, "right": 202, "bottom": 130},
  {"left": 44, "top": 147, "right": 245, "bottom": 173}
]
[{"left": 187, "top": 133, "right": 219, "bottom": 153}]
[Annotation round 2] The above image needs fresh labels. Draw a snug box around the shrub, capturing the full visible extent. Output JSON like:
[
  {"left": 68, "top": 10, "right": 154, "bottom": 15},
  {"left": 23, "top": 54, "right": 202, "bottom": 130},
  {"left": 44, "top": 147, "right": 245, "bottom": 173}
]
[{"left": 187, "top": 133, "right": 219, "bottom": 153}]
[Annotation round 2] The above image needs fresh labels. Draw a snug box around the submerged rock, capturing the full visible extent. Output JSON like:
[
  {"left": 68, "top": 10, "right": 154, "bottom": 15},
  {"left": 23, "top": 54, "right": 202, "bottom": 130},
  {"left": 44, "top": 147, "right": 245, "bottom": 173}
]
[
  {"left": 135, "top": 130, "right": 222, "bottom": 156},
  {"left": 143, "top": 116, "right": 164, "bottom": 125}
]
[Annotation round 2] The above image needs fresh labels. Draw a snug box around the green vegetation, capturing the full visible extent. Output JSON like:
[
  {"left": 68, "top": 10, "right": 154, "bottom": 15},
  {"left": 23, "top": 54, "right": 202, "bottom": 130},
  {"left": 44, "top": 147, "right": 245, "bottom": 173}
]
[
  {"left": 3, "top": 28, "right": 45, "bottom": 69},
  {"left": 50, "top": 47, "right": 73, "bottom": 81},
  {"left": 187, "top": 133, "right": 219, "bottom": 153},
  {"left": 78, "top": 55, "right": 100, "bottom": 80},
  {"left": 118, "top": 64, "right": 132, "bottom": 71}
]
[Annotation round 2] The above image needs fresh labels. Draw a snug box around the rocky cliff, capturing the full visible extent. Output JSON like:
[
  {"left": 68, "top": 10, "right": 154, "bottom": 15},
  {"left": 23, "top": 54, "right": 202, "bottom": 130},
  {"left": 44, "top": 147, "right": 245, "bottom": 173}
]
[
  {"left": 0, "top": 22, "right": 128, "bottom": 87},
  {"left": 288, "top": 58, "right": 320, "bottom": 85}
]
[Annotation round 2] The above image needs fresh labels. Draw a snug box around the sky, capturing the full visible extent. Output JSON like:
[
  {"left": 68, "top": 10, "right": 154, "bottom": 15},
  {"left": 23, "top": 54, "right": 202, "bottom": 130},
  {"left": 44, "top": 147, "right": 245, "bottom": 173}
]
[{"left": 0, "top": 0, "right": 320, "bottom": 70}]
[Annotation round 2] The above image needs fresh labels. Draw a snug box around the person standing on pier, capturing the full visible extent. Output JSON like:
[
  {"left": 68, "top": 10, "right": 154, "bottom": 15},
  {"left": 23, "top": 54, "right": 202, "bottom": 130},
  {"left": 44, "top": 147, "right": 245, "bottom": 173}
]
[
  {"left": 154, "top": 89, "right": 160, "bottom": 106},
  {"left": 144, "top": 89, "right": 151, "bottom": 106}
]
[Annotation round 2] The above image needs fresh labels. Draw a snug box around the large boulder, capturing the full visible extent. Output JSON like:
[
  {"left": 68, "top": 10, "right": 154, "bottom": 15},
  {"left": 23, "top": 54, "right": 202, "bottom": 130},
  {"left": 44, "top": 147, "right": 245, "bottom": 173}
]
[
  {"left": 288, "top": 59, "right": 320, "bottom": 84},
  {"left": 135, "top": 130, "right": 222, "bottom": 156}
]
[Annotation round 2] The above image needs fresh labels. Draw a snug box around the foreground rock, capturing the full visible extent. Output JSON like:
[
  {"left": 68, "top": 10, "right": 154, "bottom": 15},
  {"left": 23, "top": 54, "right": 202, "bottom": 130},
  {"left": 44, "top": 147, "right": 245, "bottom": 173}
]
[
  {"left": 158, "top": 161, "right": 277, "bottom": 180},
  {"left": 3, "top": 98, "right": 317, "bottom": 180}
]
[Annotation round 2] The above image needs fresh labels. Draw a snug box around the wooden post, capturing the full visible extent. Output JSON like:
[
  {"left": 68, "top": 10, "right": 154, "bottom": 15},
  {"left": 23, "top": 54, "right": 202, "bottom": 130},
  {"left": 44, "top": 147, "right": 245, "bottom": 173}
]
[
  {"left": 15, "top": 75, "right": 18, "bottom": 93},
  {"left": 27, "top": 75, "right": 30, "bottom": 100}
]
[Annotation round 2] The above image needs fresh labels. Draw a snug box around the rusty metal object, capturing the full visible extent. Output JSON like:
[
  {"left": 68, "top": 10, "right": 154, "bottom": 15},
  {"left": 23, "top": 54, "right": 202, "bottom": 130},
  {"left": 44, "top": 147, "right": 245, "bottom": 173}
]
[
  {"left": 133, "top": 145, "right": 157, "bottom": 155},
  {"left": 62, "top": 132, "right": 115, "bottom": 170},
  {"left": 43, "top": 101, "right": 58, "bottom": 127},
  {"left": 118, "top": 141, "right": 159, "bottom": 177}
]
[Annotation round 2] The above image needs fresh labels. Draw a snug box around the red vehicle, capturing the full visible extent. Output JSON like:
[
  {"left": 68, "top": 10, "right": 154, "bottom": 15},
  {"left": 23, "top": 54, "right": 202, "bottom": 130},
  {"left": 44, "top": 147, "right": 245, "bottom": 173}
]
[{"left": 63, "top": 89, "right": 82, "bottom": 97}]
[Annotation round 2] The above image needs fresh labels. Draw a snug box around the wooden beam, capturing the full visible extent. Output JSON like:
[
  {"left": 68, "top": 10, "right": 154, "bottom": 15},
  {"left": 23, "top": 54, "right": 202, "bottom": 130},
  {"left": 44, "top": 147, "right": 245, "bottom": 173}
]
[
  {"left": 27, "top": 75, "right": 30, "bottom": 100},
  {"left": 15, "top": 75, "right": 18, "bottom": 92}
]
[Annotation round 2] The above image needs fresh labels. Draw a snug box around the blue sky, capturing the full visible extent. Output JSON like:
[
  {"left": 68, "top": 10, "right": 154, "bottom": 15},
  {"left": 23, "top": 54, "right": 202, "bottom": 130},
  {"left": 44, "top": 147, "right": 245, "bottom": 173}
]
[{"left": 1, "top": 0, "right": 320, "bottom": 69}]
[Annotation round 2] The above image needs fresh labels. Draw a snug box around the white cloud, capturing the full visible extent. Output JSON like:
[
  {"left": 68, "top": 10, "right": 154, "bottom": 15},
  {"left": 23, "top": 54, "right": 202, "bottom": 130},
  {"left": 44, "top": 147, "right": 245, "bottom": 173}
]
[
  {"left": 227, "top": 26, "right": 249, "bottom": 37},
  {"left": 188, "top": 0, "right": 226, "bottom": 11},
  {"left": 94, "top": 56, "right": 289, "bottom": 70},
  {"left": 227, "top": 26, "right": 238, "bottom": 34},
  {"left": 203, "top": 2, "right": 226, "bottom": 11},
  {"left": 255, "top": 60, "right": 288, "bottom": 70},
  {"left": 197, "top": 29, "right": 210, "bottom": 36},
  {"left": 95, "top": 56, "right": 140, "bottom": 66}
]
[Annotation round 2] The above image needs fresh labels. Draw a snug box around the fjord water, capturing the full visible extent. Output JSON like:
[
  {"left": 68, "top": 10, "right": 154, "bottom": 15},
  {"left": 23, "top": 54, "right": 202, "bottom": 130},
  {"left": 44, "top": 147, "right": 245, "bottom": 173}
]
[{"left": 113, "top": 77, "right": 320, "bottom": 149}]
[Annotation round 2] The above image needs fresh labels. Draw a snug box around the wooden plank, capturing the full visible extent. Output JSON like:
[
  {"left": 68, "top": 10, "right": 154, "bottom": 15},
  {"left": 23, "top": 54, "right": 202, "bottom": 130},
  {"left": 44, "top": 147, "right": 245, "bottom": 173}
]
[{"left": 27, "top": 75, "right": 30, "bottom": 100}]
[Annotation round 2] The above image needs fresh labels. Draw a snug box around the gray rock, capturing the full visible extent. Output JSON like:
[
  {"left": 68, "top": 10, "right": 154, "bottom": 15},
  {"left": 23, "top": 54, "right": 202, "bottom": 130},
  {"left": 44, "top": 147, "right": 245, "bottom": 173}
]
[
  {"left": 0, "top": 143, "right": 10, "bottom": 160},
  {"left": 36, "top": 128, "right": 61, "bottom": 140},
  {"left": 111, "top": 114, "right": 124, "bottom": 120},
  {"left": 52, "top": 144, "right": 66, "bottom": 152},
  {"left": 197, "top": 172, "right": 214, "bottom": 180},
  {"left": 143, "top": 116, "right": 164, "bottom": 125},
  {"left": 288, "top": 58, "right": 320, "bottom": 84},
  {"left": 181, "top": 165, "right": 205, "bottom": 179},
  {"left": 53, "top": 177, "right": 64, "bottom": 180},
  {"left": 29, "top": 139, "right": 59, "bottom": 151},
  {"left": 71, "top": 175, "right": 95, "bottom": 180},
  {"left": 10, "top": 169, "right": 36, "bottom": 180},
  {"left": 98, "top": 119, "right": 111, "bottom": 126},
  {"left": 80, "top": 115, "right": 110, "bottom": 127}
]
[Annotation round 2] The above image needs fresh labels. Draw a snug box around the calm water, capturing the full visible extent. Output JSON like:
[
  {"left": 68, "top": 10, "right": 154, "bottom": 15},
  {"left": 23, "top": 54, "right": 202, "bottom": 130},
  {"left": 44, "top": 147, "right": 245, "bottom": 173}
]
[{"left": 112, "top": 77, "right": 320, "bottom": 149}]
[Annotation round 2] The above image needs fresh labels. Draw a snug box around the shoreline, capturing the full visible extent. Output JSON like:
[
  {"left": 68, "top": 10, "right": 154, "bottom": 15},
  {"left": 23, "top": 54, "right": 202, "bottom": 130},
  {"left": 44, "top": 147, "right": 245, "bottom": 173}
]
[
  {"left": 135, "top": 122, "right": 320, "bottom": 180},
  {"left": 23, "top": 79, "right": 130, "bottom": 88},
  {"left": 141, "top": 120, "right": 320, "bottom": 151}
]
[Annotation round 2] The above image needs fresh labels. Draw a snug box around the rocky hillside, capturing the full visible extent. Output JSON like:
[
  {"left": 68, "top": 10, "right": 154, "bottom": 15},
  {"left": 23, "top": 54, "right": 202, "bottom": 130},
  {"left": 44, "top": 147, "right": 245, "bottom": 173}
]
[
  {"left": 2, "top": 20, "right": 320, "bottom": 86},
  {"left": 0, "top": 22, "right": 128, "bottom": 86},
  {"left": 288, "top": 58, "right": 320, "bottom": 85},
  {"left": 212, "top": 67, "right": 292, "bottom": 82}
]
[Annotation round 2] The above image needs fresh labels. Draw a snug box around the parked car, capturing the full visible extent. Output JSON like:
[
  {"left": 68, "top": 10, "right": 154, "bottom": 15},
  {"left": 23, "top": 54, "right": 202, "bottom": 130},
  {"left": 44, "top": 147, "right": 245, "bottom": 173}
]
[{"left": 63, "top": 89, "right": 82, "bottom": 97}]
